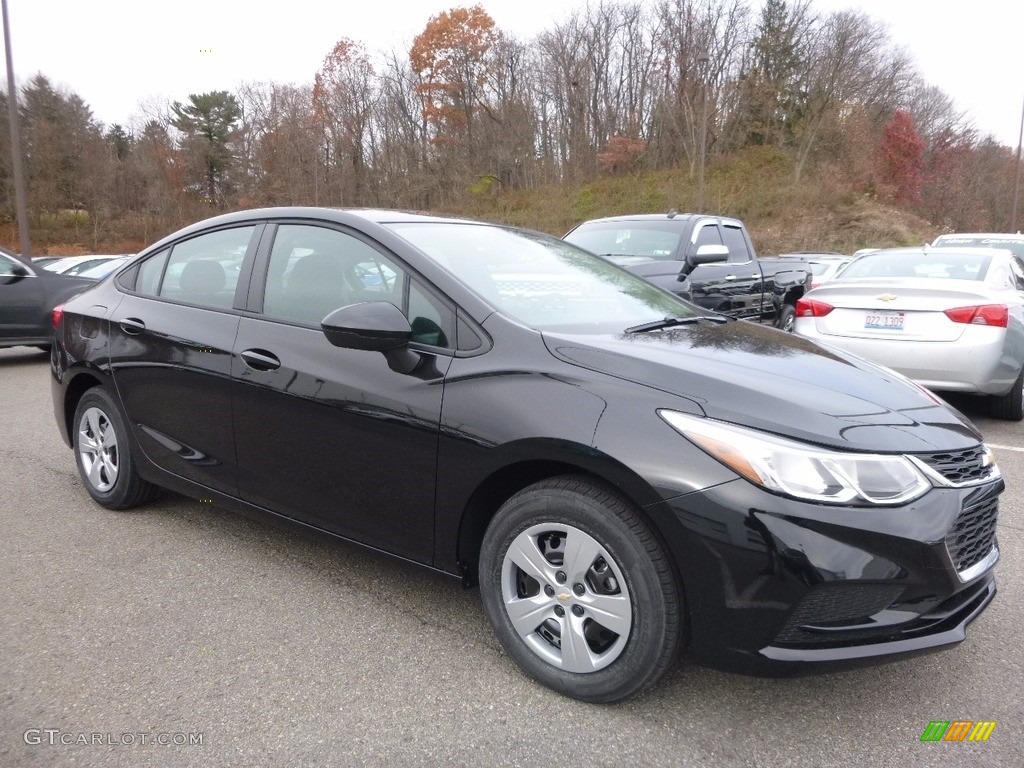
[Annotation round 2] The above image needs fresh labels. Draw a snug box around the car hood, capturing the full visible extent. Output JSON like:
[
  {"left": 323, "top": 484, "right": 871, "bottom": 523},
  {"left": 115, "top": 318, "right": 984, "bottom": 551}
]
[{"left": 543, "top": 321, "right": 981, "bottom": 453}]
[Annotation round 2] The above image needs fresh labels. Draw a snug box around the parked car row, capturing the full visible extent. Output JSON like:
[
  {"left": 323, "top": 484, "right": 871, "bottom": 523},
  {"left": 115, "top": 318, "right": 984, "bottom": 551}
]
[{"left": 45, "top": 207, "right": 1003, "bottom": 703}]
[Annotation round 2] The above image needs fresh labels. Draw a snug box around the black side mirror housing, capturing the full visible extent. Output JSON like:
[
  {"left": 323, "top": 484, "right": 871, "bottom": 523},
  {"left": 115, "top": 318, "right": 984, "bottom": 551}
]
[{"left": 321, "top": 301, "right": 412, "bottom": 351}]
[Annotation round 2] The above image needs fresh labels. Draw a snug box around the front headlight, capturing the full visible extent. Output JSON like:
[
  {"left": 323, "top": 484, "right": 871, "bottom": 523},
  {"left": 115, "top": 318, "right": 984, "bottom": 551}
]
[{"left": 659, "top": 410, "right": 932, "bottom": 506}]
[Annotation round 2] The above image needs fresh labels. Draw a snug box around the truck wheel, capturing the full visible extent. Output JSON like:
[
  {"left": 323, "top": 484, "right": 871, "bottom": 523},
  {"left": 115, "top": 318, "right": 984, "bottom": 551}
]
[
  {"left": 777, "top": 305, "right": 796, "bottom": 332},
  {"left": 478, "top": 476, "right": 683, "bottom": 702}
]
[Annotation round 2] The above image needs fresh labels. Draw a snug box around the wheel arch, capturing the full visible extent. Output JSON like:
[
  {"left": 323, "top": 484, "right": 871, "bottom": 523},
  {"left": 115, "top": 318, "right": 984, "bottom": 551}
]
[
  {"left": 62, "top": 371, "right": 105, "bottom": 445},
  {"left": 453, "top": 451, "right": 677, "bottom": 589}
]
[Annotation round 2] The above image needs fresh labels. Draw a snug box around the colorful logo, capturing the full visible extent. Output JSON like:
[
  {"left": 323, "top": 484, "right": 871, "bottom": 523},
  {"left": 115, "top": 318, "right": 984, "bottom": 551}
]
[{"left": 920, "top": 721, "right": 996, "bottom": 742}]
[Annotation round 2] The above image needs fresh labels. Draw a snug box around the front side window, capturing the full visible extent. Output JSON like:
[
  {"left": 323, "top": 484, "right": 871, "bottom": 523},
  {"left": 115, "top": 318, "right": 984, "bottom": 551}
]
[
  {"left": 263, "top": 224, "right": 406, "bottom": 326},
  {"left": 261, "top": 224, "right": 455, "bottom": 348}
]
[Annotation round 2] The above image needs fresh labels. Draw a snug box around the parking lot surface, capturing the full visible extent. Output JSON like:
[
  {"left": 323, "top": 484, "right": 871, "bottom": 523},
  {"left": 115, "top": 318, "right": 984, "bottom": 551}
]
[{"left": 1, "top": 346, "right": 1020, "bottom": 767}]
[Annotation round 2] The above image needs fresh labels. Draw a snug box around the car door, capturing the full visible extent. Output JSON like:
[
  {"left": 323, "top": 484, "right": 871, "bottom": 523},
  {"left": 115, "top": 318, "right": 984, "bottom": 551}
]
[
  {"left": 231, "top": 222, "right": 453, "bottom": 563},
  {"left": 107, "top": 223, "right": 262, "bottom": 494},
  {"left": 0, "top": 253, "right": 45, "bottom": 343},
  {"left": 684, "top": 221, "right": 762, "bottom": 320}
]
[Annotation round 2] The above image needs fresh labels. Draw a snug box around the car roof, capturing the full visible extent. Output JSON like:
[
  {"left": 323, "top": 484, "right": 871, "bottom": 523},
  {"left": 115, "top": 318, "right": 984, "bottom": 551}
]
[
  {"left": 133, "top": 207, "right": 499, "bottom": 258},
  {"left": 933, "top": 233, "right": 1024, "bottom": 244},
  {"left": 871, "top": 245, "right": 1010, "bottom": 255},
  {"left": 770, "top": 257, "right": 843, "bottom": 264},
  {"left": 572, "top": 212, "right": 745, "bottom": 227}
]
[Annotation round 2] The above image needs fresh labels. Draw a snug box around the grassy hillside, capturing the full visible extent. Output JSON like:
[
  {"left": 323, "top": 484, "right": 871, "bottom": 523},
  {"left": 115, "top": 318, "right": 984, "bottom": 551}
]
[
  {"left": 451, "top": 147, "right": 941, "bottom": 256},
  {"left": 4, "top": 148, "right": 941, "bottom": 257}
]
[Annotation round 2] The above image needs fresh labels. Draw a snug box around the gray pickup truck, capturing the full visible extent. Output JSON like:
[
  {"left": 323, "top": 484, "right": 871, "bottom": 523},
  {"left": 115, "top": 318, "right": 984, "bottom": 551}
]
[{"left": 564, "top": 212, "right": 811, "bottom": 331}]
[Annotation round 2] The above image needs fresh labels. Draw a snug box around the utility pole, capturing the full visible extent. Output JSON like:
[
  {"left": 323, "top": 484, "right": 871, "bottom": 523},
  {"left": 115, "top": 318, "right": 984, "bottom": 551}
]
[
  {"left": 2, "top": 0, "right": 30, "bottom": 258},
  {"left": 697, "top": 55, "right": 709, "bottom": 214},
  {"left": 1012, "top": 94, "right": 1024, "bottom": 233}
]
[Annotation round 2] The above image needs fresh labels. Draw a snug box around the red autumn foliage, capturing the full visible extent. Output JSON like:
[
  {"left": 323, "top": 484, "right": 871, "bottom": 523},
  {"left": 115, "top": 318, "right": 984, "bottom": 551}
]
[{"left": 877, "top": 110, "right": 925, "bottom": 204}]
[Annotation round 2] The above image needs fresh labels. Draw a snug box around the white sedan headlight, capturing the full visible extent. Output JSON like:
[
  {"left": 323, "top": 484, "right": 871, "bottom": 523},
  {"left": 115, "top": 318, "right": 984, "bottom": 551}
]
[{"left": 660, "top": 410, "right": 932, "bottom": 505}]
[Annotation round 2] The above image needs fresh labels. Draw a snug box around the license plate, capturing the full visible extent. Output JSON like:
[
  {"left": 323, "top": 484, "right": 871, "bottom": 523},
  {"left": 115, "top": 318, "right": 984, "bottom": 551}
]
[{"left": 864, "top": 311, "right": 905, "bottom": 330}]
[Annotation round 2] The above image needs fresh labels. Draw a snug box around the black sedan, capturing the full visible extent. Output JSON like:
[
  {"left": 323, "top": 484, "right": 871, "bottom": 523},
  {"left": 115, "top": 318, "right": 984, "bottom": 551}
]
[
  {"left": 50, "top": 209, "right": 1001, "bottom": 702},
  {"left": 1, "top": 248, "right": 95, "bottom": 350}
]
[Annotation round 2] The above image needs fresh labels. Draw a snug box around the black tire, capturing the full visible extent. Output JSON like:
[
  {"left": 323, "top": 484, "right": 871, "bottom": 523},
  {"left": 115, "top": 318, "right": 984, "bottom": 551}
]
[
  {"left": 72, "top": 387, "right": 158, "bottom": 509},
  {"left": 990, "top": 367, "right": 1024, "bottom": 421},
  {"left": 777, "top": 304, "right": 796, "bottom": 332},
  {"left": 479, "top": 476, "right": 683, "bottom": 703}
]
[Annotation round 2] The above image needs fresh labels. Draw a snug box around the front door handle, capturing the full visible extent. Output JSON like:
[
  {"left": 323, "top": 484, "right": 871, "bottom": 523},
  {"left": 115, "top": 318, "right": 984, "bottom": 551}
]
[
  {"left": 119, "top": 317, "right": 146, "bottom": 335},
  {"left": 240, "top": 349, "right": 281, "bottom": 371}
]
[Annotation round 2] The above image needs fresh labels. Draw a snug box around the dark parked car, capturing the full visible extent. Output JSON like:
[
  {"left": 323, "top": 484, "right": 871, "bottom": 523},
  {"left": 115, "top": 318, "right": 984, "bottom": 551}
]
[
  {"left": 52, "top": 208, "right": 1001, "bottom": 702},
  {"left": 1, "top": 249, "right": 96, "bottom": 350},
  {"left": 563, "top": 212, "right": 812, "bottom": 331}
]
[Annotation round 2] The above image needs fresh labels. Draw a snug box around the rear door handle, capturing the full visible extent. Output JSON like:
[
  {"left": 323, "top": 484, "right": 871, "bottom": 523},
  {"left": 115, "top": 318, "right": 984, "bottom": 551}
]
[
  {"left": 240, "top": 349, "right": 281, "bottom": 371},
  {"left": 119, "top": 317, "right": 146, "bottom": 335}
]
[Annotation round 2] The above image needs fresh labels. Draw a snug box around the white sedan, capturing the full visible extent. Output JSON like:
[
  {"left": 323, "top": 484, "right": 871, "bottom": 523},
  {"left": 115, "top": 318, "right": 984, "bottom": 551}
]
[{"left": 795, "top": 246, "right": 1024, "bottom": 420}]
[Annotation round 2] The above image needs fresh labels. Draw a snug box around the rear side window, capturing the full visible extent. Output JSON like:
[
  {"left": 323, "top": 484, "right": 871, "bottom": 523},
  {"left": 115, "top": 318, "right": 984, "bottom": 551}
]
[
  {"left": 721, "top": 225, "right": 753, "bottom": 263},
  {"left": 156, "top": 227, "right": 255, "bottom": 309},
  {"left": 137, "top": 249, "right": 170, "bottom": 295}
]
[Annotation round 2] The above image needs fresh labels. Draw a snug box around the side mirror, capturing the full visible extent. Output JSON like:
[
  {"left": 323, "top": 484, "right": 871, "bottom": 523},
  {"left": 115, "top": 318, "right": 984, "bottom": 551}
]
[
  {"left": 0, "top": 263, "right": 31, "bottom": 285},
  {"left": 321, "top": 301, "right": 412, "bottom": 351},
  {"left": 678, "top": 244, "right": 729, "bottom": 280}
]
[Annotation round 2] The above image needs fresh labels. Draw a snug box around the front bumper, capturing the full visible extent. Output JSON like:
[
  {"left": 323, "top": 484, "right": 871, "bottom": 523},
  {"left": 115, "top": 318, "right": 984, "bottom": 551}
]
[{"left": 659, "top": 474, "right": 1001, "bottom": 676}]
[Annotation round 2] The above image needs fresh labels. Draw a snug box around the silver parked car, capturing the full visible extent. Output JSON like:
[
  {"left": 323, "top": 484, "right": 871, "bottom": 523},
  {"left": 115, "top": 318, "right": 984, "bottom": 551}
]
[{"left": 794, "top": 246, "right": 1024, "bottom": 419}]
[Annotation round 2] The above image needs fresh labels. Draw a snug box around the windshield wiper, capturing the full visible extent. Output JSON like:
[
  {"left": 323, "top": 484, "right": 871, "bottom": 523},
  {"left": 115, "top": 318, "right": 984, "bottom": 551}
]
[{"left": 624, "top": 315, "right": 728, "bottom": 334}]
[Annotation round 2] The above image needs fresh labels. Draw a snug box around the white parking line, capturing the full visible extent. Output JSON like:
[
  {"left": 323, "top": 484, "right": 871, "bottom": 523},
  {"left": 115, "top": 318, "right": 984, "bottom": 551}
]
[{"left": 987, "top": 443, "right": 1024, "bottom": 453}]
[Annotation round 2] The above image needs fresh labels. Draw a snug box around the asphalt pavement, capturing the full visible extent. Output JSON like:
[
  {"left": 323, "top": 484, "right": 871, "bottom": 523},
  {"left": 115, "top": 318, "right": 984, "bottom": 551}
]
[{"left": 1, "top": 346, "right": 1020, "bottom": 767}]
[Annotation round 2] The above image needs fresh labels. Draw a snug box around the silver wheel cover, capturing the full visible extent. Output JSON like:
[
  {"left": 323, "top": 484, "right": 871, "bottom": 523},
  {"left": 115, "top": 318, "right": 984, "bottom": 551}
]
[
  {"left": 501, "top": 523, "right": 632, "bottom": 673},
  {"left": 77, "top": 406, "right": 120, "bottom": 492}
]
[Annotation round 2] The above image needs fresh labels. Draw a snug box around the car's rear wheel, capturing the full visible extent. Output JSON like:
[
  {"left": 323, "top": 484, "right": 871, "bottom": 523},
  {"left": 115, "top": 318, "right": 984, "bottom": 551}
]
[
  {"left": 777, "top": 304, "right": 796, "bottom": 332},
  {"left": 479, "top": 476, "right": 682, "bottom": 702},
  {"left": 73, "top": 388, "right": 157, "bottom": 509},
  {"left": 990, "top": 367, "right": 1024, "bottom": 421}
]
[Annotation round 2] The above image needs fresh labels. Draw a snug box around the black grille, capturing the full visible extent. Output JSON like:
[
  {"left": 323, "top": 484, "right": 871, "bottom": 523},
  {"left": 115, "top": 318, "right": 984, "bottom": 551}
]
[
  {"left": 915, "top": 445, "right": 991, "bottom": 484},
  {"left": 774, "top": 584, "right": 904, "bottom": 644},
  {"left": 946, "top": 498, "right": 998, "bottom": 573}
]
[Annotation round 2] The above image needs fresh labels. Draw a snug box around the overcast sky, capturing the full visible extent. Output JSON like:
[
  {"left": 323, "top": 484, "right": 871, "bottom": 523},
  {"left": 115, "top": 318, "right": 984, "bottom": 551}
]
[{"left": 5, "top": 0, "right": 1022, "bottom": 148}]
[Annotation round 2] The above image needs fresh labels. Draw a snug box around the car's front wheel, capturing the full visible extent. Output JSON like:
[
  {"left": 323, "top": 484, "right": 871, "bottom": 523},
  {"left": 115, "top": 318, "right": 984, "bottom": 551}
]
[
  {"left": 73, "top": 387, "right": 157, "bottom": 509},
  {"left": 479, "top": 477, "right": 683, "bottom": 702}
]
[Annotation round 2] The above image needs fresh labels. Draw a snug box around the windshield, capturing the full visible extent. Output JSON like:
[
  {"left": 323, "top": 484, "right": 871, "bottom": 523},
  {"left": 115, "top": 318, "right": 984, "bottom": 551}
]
[
  {"left": 564, "top": 221, "right": 683, "bottom": 261},
  {"left": 840, "top": 250, "right": 992, "bottom": 281},
  {"left": 934, "top": 235, "right": 1024, "bottom": 258},
  {"left": 386, "top": 222, "right": 699, "bottom": 332}
]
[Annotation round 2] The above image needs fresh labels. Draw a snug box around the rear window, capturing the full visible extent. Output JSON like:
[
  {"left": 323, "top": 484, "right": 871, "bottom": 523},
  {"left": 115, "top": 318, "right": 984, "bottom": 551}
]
[{"left": 841, "top": 251, "right": 992, "bottom": 281}]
